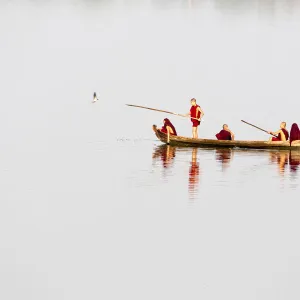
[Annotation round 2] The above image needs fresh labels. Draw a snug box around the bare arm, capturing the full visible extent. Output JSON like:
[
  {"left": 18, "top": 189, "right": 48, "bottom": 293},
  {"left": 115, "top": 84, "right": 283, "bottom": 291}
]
[
  {"left": 268, "top": 130, "right": 287, "bottom": 141},
  {"left": 269, "top": 130, "right": 281, "bottom": 135},
  {"left": 227, "top": 129, "right": 235, "bottom": 140},
  {"left": 197, "top": 106, "right": 204, "bottom": 120}
]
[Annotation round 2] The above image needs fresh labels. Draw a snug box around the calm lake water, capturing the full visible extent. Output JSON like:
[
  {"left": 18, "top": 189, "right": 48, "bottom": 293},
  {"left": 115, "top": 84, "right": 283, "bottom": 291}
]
[{"left": 1, "top": 0, "right": 300, "bottom": 299}]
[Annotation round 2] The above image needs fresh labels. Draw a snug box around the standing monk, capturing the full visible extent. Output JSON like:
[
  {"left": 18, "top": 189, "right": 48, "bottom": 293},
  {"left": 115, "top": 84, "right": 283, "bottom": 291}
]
[
  {"left": 268, "top": 122, "right": 289, "bottom": 142},
  {"left": 186, "top": 98, "right": 204, "bottom": 138}
]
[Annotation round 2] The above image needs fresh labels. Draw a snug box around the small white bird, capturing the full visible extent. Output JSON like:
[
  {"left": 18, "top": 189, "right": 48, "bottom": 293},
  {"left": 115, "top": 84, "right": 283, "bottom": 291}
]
[{"left": 92, "top": 92, "right": 98, "bottom": 103}]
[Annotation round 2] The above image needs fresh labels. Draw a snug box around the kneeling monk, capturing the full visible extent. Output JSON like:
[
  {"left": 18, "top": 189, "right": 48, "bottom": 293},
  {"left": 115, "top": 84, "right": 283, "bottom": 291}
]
[
  {"left": 216, "top": 124, "right": 235, "bottom": 140},
  {"left": 161, "top": 118, "right": 177, "bottom": 143},
  {"left": 268, "top": 122, "right": 289, "bottom": 142}
]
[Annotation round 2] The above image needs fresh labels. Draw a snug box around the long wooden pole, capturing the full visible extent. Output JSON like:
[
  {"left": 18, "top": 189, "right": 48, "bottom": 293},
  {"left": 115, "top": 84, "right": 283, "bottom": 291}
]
[
  {"left": 126, "top": 104, "right": 201, "bottom": 121},
  {"left": 241, "top": 120, "right": 277, "bottom": 137}
]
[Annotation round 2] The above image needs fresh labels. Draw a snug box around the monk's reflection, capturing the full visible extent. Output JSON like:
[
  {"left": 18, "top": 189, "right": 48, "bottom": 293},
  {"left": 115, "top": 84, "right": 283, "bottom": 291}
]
[
  {"left": 152, "top": 144, "right": 176, "bottom": 168},
  {"left": 289, "top": 150, "right": 300, "bottom": 174},
  {"left": 269, "top": 150, "right": 289, "bottom": 175},
  {"left": 215, "top": 148, "right": 233, "bottom": 171},
  {"left": 188, "top": 147, "right": 200, "bottom": 199}
]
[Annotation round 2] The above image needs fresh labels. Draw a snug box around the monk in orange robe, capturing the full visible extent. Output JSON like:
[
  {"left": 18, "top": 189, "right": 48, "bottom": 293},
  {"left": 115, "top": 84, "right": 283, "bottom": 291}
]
[
  {"left": 215, "top": 124, "right": 235, "bottom": 140},
  {"left": 268, "top": 122, "right": 289, "bottom": 142}
]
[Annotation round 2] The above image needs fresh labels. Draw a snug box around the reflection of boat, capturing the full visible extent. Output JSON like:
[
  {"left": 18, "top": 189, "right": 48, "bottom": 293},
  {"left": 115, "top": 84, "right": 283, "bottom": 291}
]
[{"left": 153, "top": 125, "right": 300, "bottom": 150}]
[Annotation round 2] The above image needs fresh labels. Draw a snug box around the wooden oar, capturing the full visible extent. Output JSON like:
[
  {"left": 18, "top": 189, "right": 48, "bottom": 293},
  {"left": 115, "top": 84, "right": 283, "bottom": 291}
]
[
  {"left": 126, "top": 104, "right": 201, "bottom": 121},
  {"left": 241, "top": 120, "right": 277, "bottom": 137}
]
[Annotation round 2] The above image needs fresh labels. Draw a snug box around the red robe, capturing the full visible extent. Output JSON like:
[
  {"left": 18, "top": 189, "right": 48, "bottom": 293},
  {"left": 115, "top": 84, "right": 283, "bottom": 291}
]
[
  {"left": 216, "top": 130, "right": 232, "bottom": 140},
  {"left": 290, "top": 123, "right": 300, "bottom": 144},
  {"left": 271, "top": 128, "right": 289, "bottom": 141},
  {"left": 190, "top": 105, "right": 201, "bottom": 127},
  {"left": 161, "top": 118, "right": 177, "bottom": 136}
]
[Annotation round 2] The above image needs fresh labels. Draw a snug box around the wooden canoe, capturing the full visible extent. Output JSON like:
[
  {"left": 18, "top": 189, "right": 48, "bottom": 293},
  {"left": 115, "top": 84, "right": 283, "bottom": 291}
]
[{"left": 152, "top": 125, "right": 300, "bottom": 150}]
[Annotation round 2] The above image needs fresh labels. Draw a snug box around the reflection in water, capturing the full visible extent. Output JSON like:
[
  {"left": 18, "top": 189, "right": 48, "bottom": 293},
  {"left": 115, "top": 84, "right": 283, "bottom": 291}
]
[
  {"left": 215, "top": 148, "right": 233, "bottom": 171},
  {"left": 152, "top": 145, "right": 201, "bottom": 200},
  {"left": 188, "top": 147, "right": 200, "bottom": 200},
  {"left": 152, "top": 145, "right": 300, "bottom": 200},
  {"left": 269, "top": 150, "right": 289, "bottom": 176},
  {"left": 268, "top": 150, "right": 300, "bottom": 177},
  {"left": 152, "top": 144, "right": 176, "bottom": 169},
  {"left": 289, "top": 150, "right": 300, "bottom": 175}
]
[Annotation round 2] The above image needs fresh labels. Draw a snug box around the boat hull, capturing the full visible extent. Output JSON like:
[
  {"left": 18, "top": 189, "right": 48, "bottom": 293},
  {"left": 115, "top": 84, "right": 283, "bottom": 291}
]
[{"left": 152, "top": 125, "right": 300, "bottom": 150}]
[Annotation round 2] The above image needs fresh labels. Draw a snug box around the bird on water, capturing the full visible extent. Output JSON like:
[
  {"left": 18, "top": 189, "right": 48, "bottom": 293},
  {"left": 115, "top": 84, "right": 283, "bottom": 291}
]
[{"left": 92, "top": 92, "right": 98, "bottom": 103}]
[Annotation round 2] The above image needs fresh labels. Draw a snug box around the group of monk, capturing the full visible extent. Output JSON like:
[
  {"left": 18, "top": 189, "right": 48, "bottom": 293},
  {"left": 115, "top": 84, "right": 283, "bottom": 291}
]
[
  {"left": 267, "top": 122, "right": 300, "bottom": 144},
  {"left": 160, "top": 98, "right": 300, "bottom": 145},
  {"left": 265, "top": 122, "right": 300, "bottom": 144}
]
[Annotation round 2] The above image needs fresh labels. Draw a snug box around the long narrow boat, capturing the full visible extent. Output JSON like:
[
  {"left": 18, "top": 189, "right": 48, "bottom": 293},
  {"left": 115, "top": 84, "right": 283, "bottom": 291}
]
[{"left": 153, "top": 125, "right": 300, "bottom": 150}]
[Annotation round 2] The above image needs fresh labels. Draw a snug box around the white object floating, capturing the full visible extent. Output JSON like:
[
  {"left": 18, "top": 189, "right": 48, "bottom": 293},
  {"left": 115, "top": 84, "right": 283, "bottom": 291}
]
[{"left": 92, "top": 92, "right": 98, "bottom": 103}]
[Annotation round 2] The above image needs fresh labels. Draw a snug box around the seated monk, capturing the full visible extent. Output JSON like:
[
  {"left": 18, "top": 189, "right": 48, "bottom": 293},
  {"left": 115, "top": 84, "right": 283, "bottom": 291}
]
[
  {"left": 161, "top": 118, "right": 177, "bottom": 136},
  {"left": 268, "top": 122, "right": 289, "bottom": 142},
  {"left": 216, "top": 124, "right": 235, "bottom": 140},
  {"left": 290, "top": 123, "right": 300, "bottom": 145}
]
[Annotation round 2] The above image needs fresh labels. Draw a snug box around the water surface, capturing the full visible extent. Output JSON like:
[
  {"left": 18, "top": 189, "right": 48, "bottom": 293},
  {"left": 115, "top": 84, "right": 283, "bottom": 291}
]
[{"left": 0, "top": 0, "right": 300, "bottom": 299}]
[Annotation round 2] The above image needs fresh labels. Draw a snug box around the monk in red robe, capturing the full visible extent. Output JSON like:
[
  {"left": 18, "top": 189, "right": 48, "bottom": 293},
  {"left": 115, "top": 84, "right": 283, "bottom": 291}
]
[
  {"left": 185, "top": 98, "right": 204, "bottom": 139},
  {"left": 268, "top": 122, "right": 289, "bottom": 142},
  {"left": 290, "top": 123, "right": 300, "bottom": 145},
  {"left": 160, "top": 118, "right": 177, "bottom": 135},
  {"left": 215, "top": 124, "right": 235, "bottom": 140},
  {"left": 160, "top": 118, "right": 177, "bottom": 144}
]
